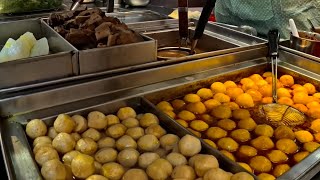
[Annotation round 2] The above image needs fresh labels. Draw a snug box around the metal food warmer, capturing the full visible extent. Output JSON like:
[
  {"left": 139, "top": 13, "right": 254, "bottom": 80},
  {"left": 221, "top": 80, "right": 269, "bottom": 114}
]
[{"left": 1, "top": 43, "right": 320, "bottom": 179}]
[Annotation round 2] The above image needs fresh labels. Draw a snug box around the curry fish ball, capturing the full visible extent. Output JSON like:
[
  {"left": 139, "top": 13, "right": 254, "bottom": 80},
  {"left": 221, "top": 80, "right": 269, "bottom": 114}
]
[
  {"left": 166, "top": 152, "right": 187, "bottom": 167},
  {"left": 251, "top": 136, "right": 274, "bottom": 151},
  {"left": 97, "top": 137, "right": 115, "bottom": 149},
  {"left": 116, "top": 135, "right": 137, "bottom": 151},
  {"left": 206, "top": 127, "right": 227, "bottom": 140},
  {"left": 232, "top": 109, "right": 251, "bottom": 120},
  {"left": 105, "top": 114, "right": 120, "bottom": 126},
  {"left": 204, "top": 99, "right": 221, "bottom": 110},
  {"left": 224, "top": 80, "right": 238, "bottom": 89},
  {"left": 106, "top": 124, "right": 127, "bottom": 139},
  {"left": 26, "top": 119, "right": 47, "bottom": 139},
  {"left": 138, "top": 152, "right": 160, "bottom": 169},
  {"left": 171, "top": 165, "right": 196, "bottom": 180},
  {"left": 237, "top": 145, "right": 257, "bottom": 158},
  {"left": 186, "top": 102, "right": 207, "bottom": 114},
  {"left": 48, "top": 127, "right": 58, "bottom": 139},
  {"left": 176, "top": 119, "right": 189, "bottom": 128},
  {"left": 157, "top": 101, "right": 174, "bottom": 111},
  {"left": 217, "top": 119, "right": 236, "bottom": 131},
  {"left": 71, "top": 153, "right": 95, "bottom": 179},
  {"left": 204, "top": 139, "right": 217, "bottom": 149},
  {"left": 35, "top": 147, "right": 59, "bottom": 166},
  {"left": 194, "top": 154, "right": 219, "bottom": 177},
  {"left": 267, "top": 150, "right": 288, "bottom": 163},
  {"left": 226, "top": 87, "right": 244, "bottom": 100},
  {"left": 126, "top": 127, "right": 145, "bottom": 140},
  {"left": 138, "top": 134, "right": 160, "bottom": 152},
  {"left": 201, "top": 114, "right": 215, "bottom": 124},
  {"left": 273, "top": 164, "right": 290, "bottom": 177},
  {"left": 203, "top": 168, "right": 232, "bottom": 180},
  {"left": 179, "top": 134, "right": 201, "bottom": 156},
  {"left": 117, "top": 148, "right": 140, "bottom": 168},
  {"left": 139, "top": 113, "right": 159, "bottom": 127},
  {"left": 276, "top": 139, "right": 298, "bottom": 154},
  {"left": 62, "top": 150, "right": 81, "bottom": 165},
  {"left": 295, "top": 130, "right": 314, "bottom": 143},
  {"left": 178, "top": 110, "right": 196, "bottom": 121},
  {"left": 238, "top": 118, "right": 257, "bottom": 131},
  {"left": 280, "top": 75, "right": 294, "bottom": 87},
  {"left": 238, "top": 162, "right": 253, "bottom": 173},
  {"left": 254, "top": 124, "right": 274, "bottom": 137},
  {"left": 246, "top": 89, "right": 263, "bottom": 102},
  {"left": 277, "top": 88, "right": 292, "bottom": 98},
  {"left": 101, "top": 162, "right": 125, "bottom": 180},
  {"left": 188, "top": 128, "right": 202, "bottom": 138},
  {"left": 154, "top": 148, "right": 170, "bottom": 158},
  {"left": 304, "top": 83, "right": 316, "bottom": 95},
  {"left": 117, "top": 107, "right": 137, "bottom": 120},
  {"left": 235, "top": 93, "right": 254, "bottom": 108},
  {"left": 87, "top": 111, "right": 107, "bottom": 130},
  {"left": 220, "top": 150, "right": 236, "bottom": 161},
  {"left": 41, "top": 159, "right": 66, "bottom": 180},
  {"left": 145, "top": 124, "right": 167, "bottom": 138},
  {"left": 250, "top": 156, "right": 272, "bottom": 173},
  {"left": 160, "top": 134, "right": 180, "bottom": 151},
  {"left": 211, "top": 82, "right": 227, "bottom": 94},
  {"left": 86, "top": 175, "right": 109, "bottom": 180},
  {"left": 197, "top": 88, "right": 214, "bottom": 100},
  {"left": 33, "top": 136, "right": 52, "bottom": 147},
  {"left": 71, "top": 133, "right": 81, "bottom": 142},
  {"left": 230, "top": 129, "right": 251, "bottom": 143},
  {"left": 82, "top": 128, "right": 101, "bottom": 142},
  {"left": 211, "top": 105, "right": 232, "bottom": 119},
  {"left": 214, "top": 93, "right": 231, "bottom": 103},
  {"left": 54, "top": 114, "right": 75, "bottom": 133},
  {"left": 94, "top": 161, "right": 102, "bottom": 174},
  {"left": 224, "top": 102, "right": 240, "bottom": 110},
  {"left": 171, "top": 99, "right": 186, "bottom": 110},
  {"left": 303, "top": 142, "right": 320, "bottom": 152},
  {"left": 121, "top": 118, "right": 139, "bottom": 128},
  {"left": 94, "top": 148, "right": 117, "bottom": 164},
  {"left": 146, "top": 158, "right": 173, "bottom": 180},
  {"left": 76, "top": 138, "right": 98, "bottom": 155},
  {"left": 190, "top": 120, "right": 209, "bottom": 132},
  {"left": 33, "top": 143, "right": 53, "bottom": 155},
  {"left": 293, "top": 151, "right": 310, "bottom": 163},
  {"left": 163, "top": 110, "right": 176, "bottom": 119},
  {"left": 274, "top": 126, "right": 295, "bottom": 140},
  {"left": 52, "top": 132, "right": 76, "bottom": 154},
  {"left": 217, "top": 137, "right": 239, "bottom": 152},
  {"left": 184, "top": 94, "right": 201, "bottom": 103},
  {"left": 257, "top": 173, "right": 275, "bottom": 180},
  {"left": 231, "top": 172, "right": 254, "bottom": 180},
  {"left": 122, "top": 169, "right": 148, "bottom": 180}
]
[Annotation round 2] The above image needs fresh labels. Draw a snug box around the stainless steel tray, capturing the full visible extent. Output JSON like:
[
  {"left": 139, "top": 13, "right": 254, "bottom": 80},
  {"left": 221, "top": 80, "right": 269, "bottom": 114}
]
[
  {"left": 78, "top": 34, "right": 157, "bottom": 74},
  {"left": 0, "top": 19, "right": 77, "bottom": 89},
  {"left": 0, "top": 96, "right": 253, "bottom": 179}
]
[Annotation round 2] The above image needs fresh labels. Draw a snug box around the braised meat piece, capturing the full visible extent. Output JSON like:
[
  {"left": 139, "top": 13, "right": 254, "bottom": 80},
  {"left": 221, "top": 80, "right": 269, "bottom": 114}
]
[{"left": 48, "top": 8, "right": 144, "bottom": 50}]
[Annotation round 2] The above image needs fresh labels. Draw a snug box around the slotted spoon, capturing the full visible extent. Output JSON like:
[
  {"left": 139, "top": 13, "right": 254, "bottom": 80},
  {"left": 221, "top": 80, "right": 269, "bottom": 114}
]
[{"left": 253, "top": 29, "right": 306, "bottom": 127}]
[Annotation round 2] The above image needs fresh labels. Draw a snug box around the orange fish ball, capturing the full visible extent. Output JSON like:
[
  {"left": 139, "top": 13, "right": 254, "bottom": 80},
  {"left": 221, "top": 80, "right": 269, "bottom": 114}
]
[
  {"left": 214, "top": 93, "right": 231, "bottom": 103},
  {"left": 280, "top": 75, "right": 294, "bottom": 87},
  {"left": 278, "top": 97, "right": 294, "bottom": 106},
  {"left": 265, "top": 77, "right": 273, "bottom": 84},
  {"left": 313, "top": 93, "right": 320, "bottom": 99},
  {"left": 240, "top": 78, "right": 254, "bottom": 85},
  {"left": 304, "top": 83, "right": 316, "bottom": 95},
  {"left": 259, "top": 85, "right": 273, "bottom": 97},
  {"left": 235, "top": 93, "right": 255, "bottom": 108},
  {"left": 197, "top": 88, "right": 213, "bottom": 100},
  {"left": 211, "top": 82, "right": 226, "bottom": 94},
  {"left": 308, "top": 108, "right": 320, "bottom": 119},
  {"left": 307, "top": 101, "right": 320, "bottom": 109},
  {"left": 242, "top": 82, "right": 259, "bottom": 91},
  {"left": 293, "top": 92, "right": 309, "bottom": 105},
  {"left": 256, "top": 80, "right": 268, "bottom": 88},
  {"left": 310, "top": 119, "right": 320, "bottom": 133},
  {"left": 246, "top": 89, "right": 263, "bottom": 102},
  {"left": 224, "top": 81, "right": 237, "bottom": 89},
  {"left": 204, "top": 99, "right": 221, "bottom": 110},
  {"left": 292, "top": 104, "right": 308, "bottom": 113},
  {"left": 293, "top": 86, "right": 308, "bottom": 95},
  {"left": 223, "top": 102, "right": 240, "bottom": 110},
  {"left": 262, "top": 97, "right": 273, "bottom": 104},
  {"left": 263, "top": 72, "right": 272, "bottom": 77},
  {"left": 249, "top": 74, "right": 264, "bottom": 81},
  {"left": 277, "top": 88, "right": 292, "bottom": 98},
  {"left": 226, "top": 87, "right": 244, "bottom": 100}
]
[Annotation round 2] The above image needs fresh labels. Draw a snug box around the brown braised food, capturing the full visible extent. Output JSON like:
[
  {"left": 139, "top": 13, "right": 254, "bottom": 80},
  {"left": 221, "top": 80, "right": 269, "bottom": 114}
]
[{"left": 48, "top": 8, "right": 144, "bottom": 50}]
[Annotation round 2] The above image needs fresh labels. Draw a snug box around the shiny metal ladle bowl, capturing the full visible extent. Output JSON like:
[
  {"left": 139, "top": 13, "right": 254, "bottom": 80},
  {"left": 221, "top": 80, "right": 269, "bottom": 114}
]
[{"left": 157, "top": 47, "right": 195, "bottom": 60}]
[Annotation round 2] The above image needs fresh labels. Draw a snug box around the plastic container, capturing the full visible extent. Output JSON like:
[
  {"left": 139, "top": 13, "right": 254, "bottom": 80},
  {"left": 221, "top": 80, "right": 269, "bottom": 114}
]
[{"left": 0, "top": 0, "right": 63, "bottom": 14}]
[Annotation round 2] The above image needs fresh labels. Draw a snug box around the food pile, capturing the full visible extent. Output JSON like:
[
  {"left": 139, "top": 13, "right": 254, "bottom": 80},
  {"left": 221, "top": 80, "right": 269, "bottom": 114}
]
[
  {"left": 0, "top": 32, "right": 49, "bottom": 62},
  {"left": 156, "top": 72, "right": 320, "bottom": 179},
  {"left": 48, "top": 8, "right": 144, "bottom": 50},
  {"left": 25, "top": 107, "right": 253, "bottom": 180}
]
